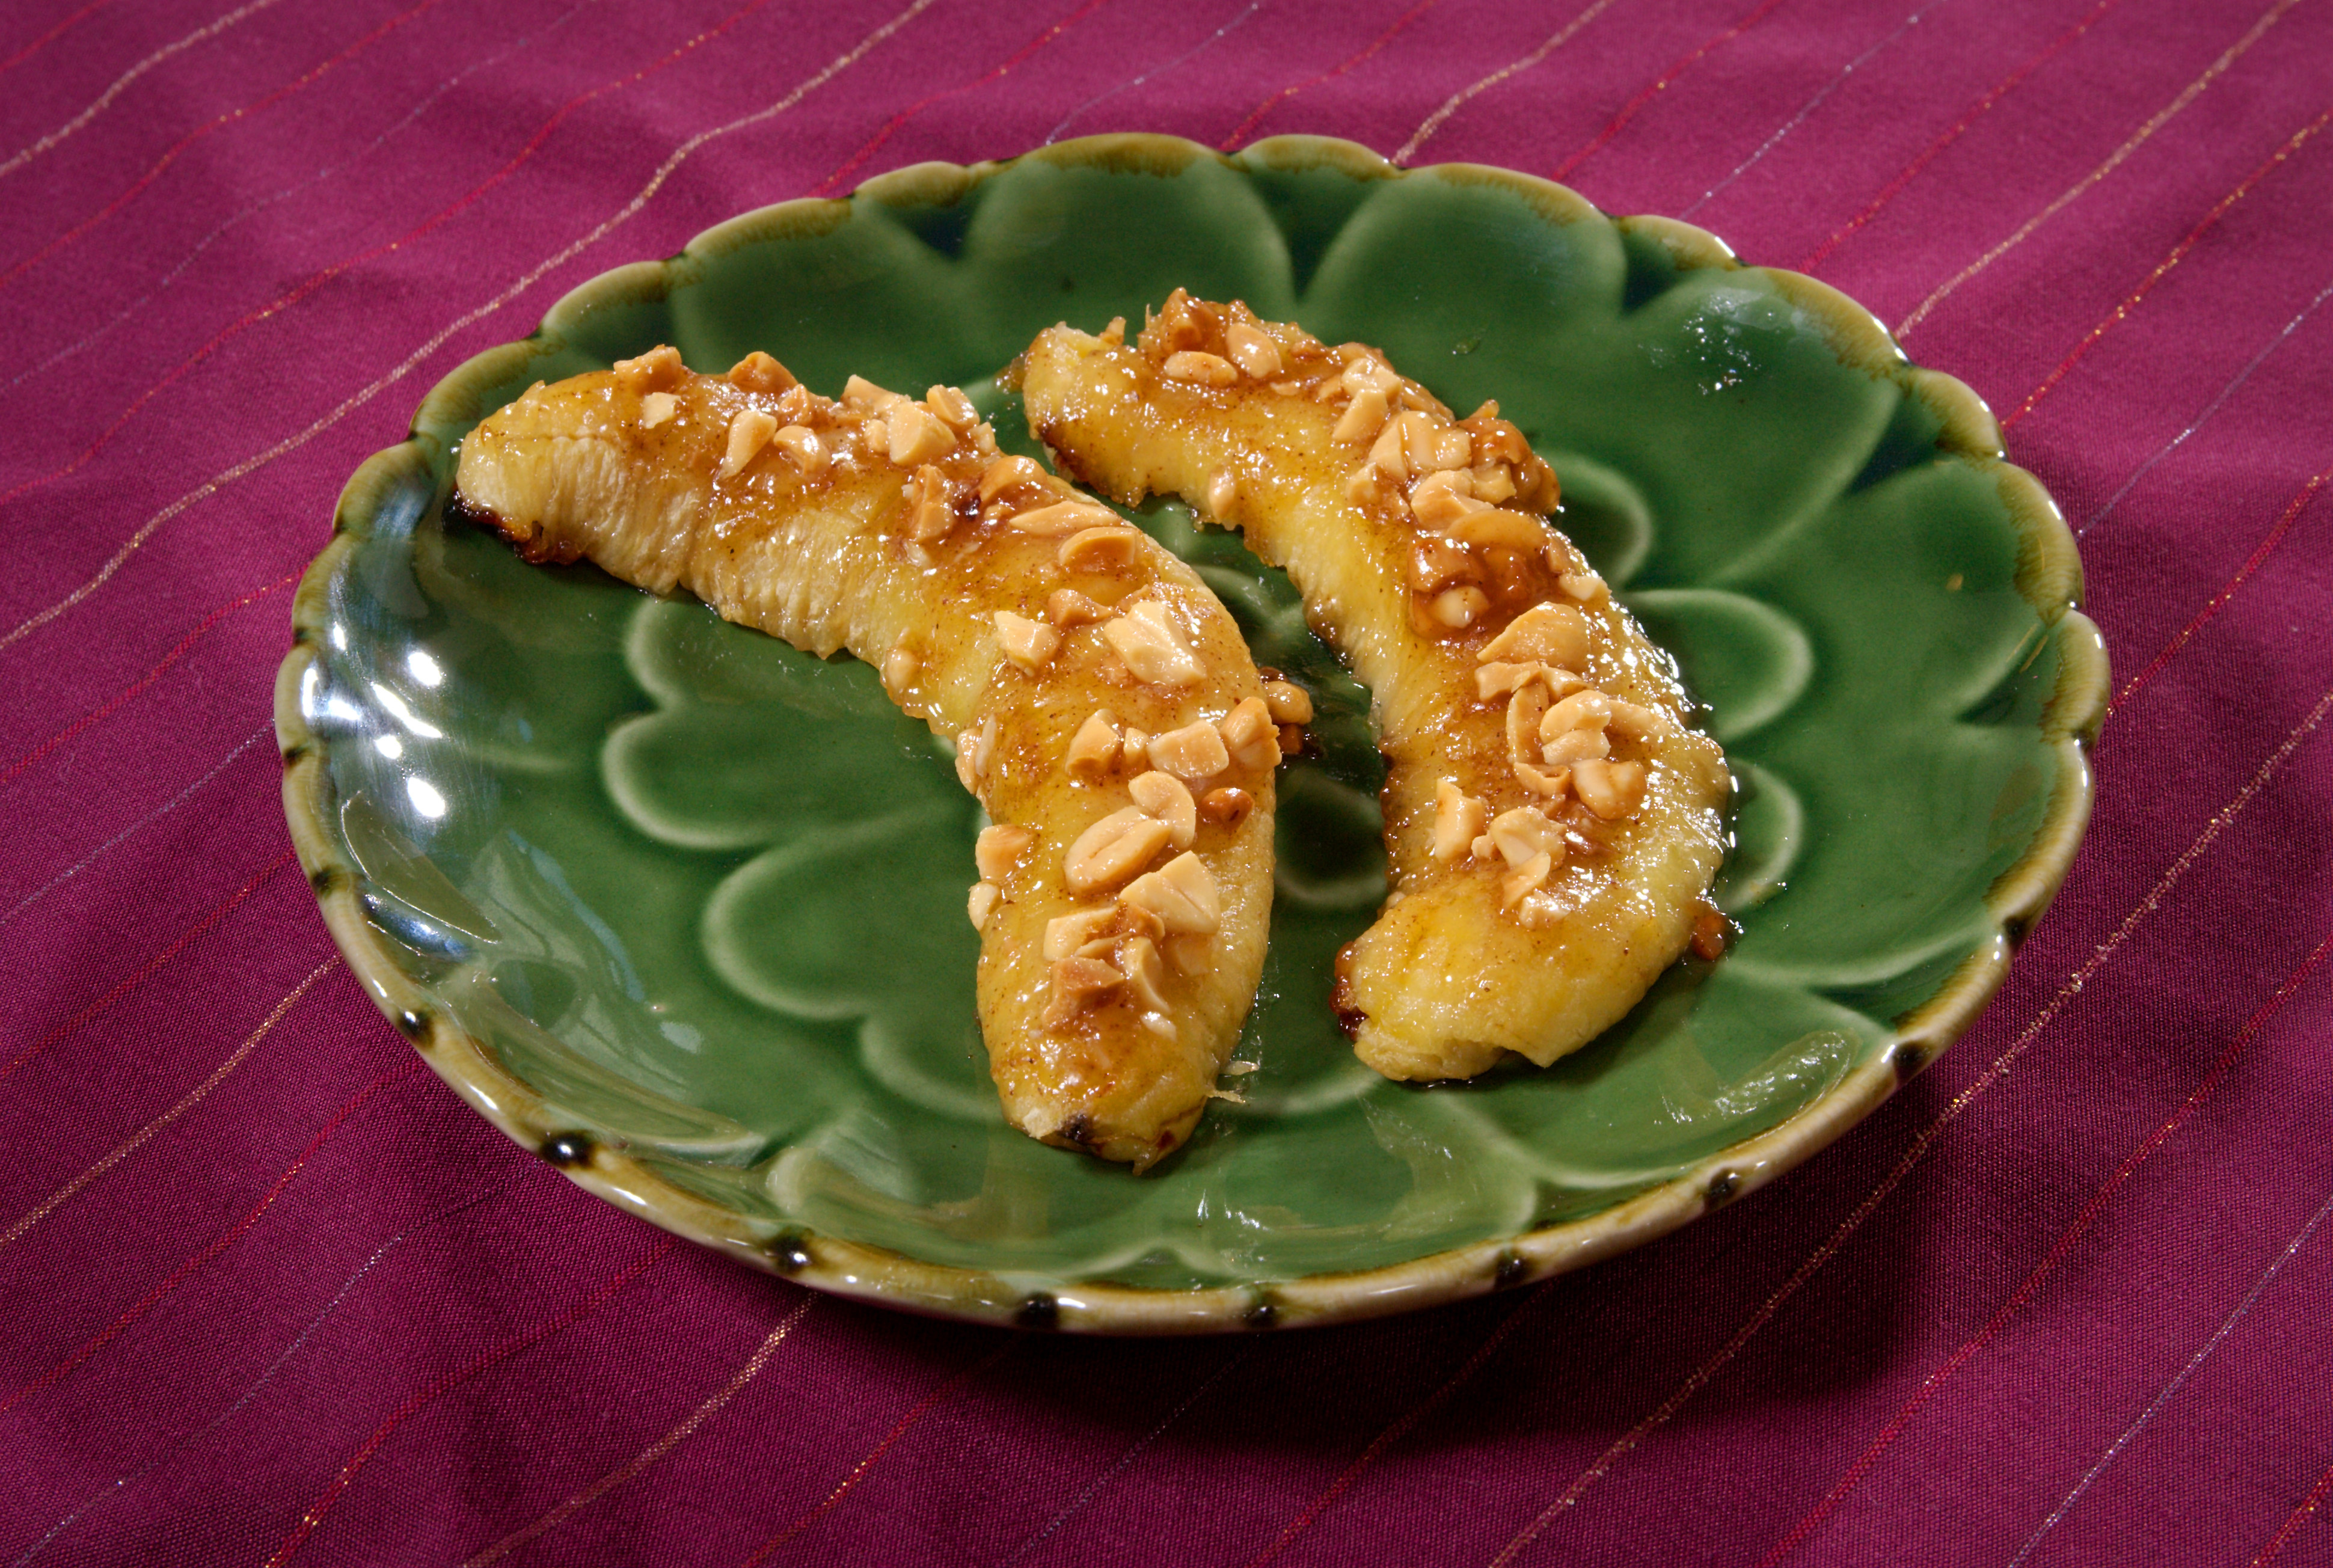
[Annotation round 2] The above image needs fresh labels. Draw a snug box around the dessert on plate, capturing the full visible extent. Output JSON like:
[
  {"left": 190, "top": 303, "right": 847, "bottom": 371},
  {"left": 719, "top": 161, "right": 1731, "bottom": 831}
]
[
  {"left": 450, "top": 347, "right": 1278, "bottom": 1168},
  {"left": 1017, "top": 293, "right": 1731, "bottom": 1082}
]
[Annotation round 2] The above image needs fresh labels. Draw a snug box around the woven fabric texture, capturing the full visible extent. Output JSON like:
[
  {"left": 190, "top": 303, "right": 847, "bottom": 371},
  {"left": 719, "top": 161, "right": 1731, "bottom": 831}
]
[{"left": 1, "top": 0, "right": 2329, "bottom": 1563}]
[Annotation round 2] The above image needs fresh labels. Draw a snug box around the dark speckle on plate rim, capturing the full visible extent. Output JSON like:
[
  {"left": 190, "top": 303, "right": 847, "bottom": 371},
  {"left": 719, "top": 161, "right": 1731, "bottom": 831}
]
[{"left": 541, "top": 1133, "right": 594, "bottom": 1168}]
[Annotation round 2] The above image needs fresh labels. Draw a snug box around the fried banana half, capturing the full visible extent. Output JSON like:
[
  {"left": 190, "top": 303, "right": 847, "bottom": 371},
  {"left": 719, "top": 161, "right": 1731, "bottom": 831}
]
[
  {"left": 450, "top": 346, "right": 1277, "bottom": 1168},
  {"left": 1019, "top": 295, "right": 1729, "bottom": 1083}
]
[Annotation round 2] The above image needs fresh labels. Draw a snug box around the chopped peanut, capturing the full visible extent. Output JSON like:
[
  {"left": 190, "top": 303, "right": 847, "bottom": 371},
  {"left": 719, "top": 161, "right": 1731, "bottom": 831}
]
[
  {"left": 994, "top": 610, "right": 1061, "bottom": 672},
  {"left": 1366, "top": 410, "right": 1432, "bottom": 478},
  {"left": 1340, "top": 356, "right": 1398, "bottom": 397},
  {"left": 1542, "top": 727, "right": 1611, "bottom": 769},
  {"left": 1507, "top": 682, "right": 1551, "bottom": 767},
  {"left": 880, "top": 642, "right": 919, "bottom": 696},
  {"left": 1163, "top": 350, "right": 1238, "bottom": 387},
  {"left": 1408, "top": 469, "right": 1478, "bottom": 528},
  {"left": 1058, "top": 525, "right": 1143, "bottom": 573},
  {"left": 1572, "top": 758, "right": 1647, "bottom": 820},
  {"left": 1557, "top": 569, "right": 1608, "bottom": 603},
  {"left": 905, "top": 465, "right": 953, "bottom": 542},
  {"left": 1047, "top": 587, "right": 1108, "bottom": 626},
  {"left": 1262, "top": 679, "right": 1313, "bottom": 724},
  {"left": 1224, "top": 323, "right": 1283, "bottom": 379},
  {"left": 924, "top": 383, "right": 978, "bottom": 431},
  {"left": 1065, "top": 808, "right": 1174, "bottom": 895},
  {"left": 954, "top": 716, "right": 998, "bottom": 794},
  {"left": 979, "top": 454, "right": 1049, "bottom": 504},
  {"left": 1470, "top": 464, "right": 1517, "bottom": 503},
  {"left": 1333, "top": 385, "right": 1389, "bottom": 444},
  {"left": 975, "top": 824, "right": 1036, "bottom": 883},
  {"left": 885, "top": 401, "right": 954, "bottom": 465},
  {"left": 1365, "top": 417, "right": 1408, "bottom": 476},
  {"left": 1199, "top": 786, "right": 1252, "bottom": 825},
  {"left": 1147, "top": 720, "right": 1230, "bottom": 782},
  {"left": 1449, "top": 510, "right": 1548, "bottom": 552},
  {"left": 728, "top": 351, "right": 794, "bottom": 394},
  {"left": 1477, "top": 661, "right": 1530, "bottom": 701},
  {"left": 1011, "top": 498, "right": 1123, "bottom": 537},
  {"left": 1127, "top": 770, "right": 1198, "bottom": 850},
  {"left": 1218, "top": 696, "right": 1278, "bottom": 771},
  {"left": 1432, "top": 780, "right": 1488, "bottom": 863},
  {"left": 1117, "top": 934, "right": 1173, "bottom": 1014},
  {"left": 1410, "top": 536, "right": 1482, "bottom": 593},
  {"left": 1122, "top": 851, "right": 1221, "bottom": 935},
  {"left": 1101, "top": 601, "right": 1204, "bottom": 687},
  {"left": 1432, "top": 586, "right": 1489, "bottom": 627},
  {"left": 1066, "top": 711, "right": 1122, "bottom": 777},
  {"left": 841, "top": 374, "right": 903, "bottom": 412},
  {"left": 1478, "top": 661, "right": 1578, "bottom": 702},
  {"left": 1114, "top": 899, "right": 1167, "bottom": 948},
  {"left": 613, "top": 345, "right": 682, "bottom": 390},
  {"left": 1044, "top": 907, "right": 1117, "bottom": 961},
  {"left": 1480, "top": 601, "right": 1590, "bottom": 669},
  {"left": 639, "top": 391, "right": 678, "bottom": 429},
  {"left": 1515, "top": 759, "right": 1571, "bottom": 798},
  {"left": 719, "top": 408, "right": 777, "bottom": 477},
  {"left": 1043, "top": 955, "right": 1123, "bottom": 1026},
  {"left": 1543, "top": 689, "right": 1614, "bottom": 738},
  {"left": 772, "top": 424, "right": 826, "bottom": 476},
  {"left": 1429, "top": 427, "right": 1473, "bottom": 471},
  {"left": 967, "top": 881, "right": 1001, "bottom": 931},
  {"left": 1488, "top": 806, "right": 1566, "bottom": 870},
  {"left": 1501, "top": 851, "right": 1555, "bottom": 907}
]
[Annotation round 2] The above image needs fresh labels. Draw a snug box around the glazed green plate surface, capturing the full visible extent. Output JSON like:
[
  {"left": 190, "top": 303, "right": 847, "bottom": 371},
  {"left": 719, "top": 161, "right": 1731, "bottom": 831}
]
[{"left": 278, "top": 135, "right": 2105, "bottom": 1333}]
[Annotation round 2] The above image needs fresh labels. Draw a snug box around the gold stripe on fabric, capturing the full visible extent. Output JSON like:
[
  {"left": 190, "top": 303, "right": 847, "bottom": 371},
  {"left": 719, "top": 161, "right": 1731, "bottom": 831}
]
[
  {"left": 2005, "top": 103, "right": 2333, "bottom": 429},
  {"left": 1394, "top": 0, "right": 1624, "bottom": 166},
  {"left": 0, "top": 958, "right": 337, "bottom": 1256},
  {"left": 462, "top": 1296, "right": 817, "bottom": 1566},
  {"left": 1899, "top": 0, "right": 2307, "bottom": 338},
  {"left": 0, "top": 0, "right": 291, "bottom": 181}
]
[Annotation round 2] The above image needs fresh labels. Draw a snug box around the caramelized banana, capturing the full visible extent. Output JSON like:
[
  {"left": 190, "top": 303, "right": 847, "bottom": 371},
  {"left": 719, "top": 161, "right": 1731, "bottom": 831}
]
[
  {"left": 450, "top": 346, "right": 1275, "bottom": 1166},
  {"left": 1018, "top": 297, "right": 1729, "bottom": 1082}
]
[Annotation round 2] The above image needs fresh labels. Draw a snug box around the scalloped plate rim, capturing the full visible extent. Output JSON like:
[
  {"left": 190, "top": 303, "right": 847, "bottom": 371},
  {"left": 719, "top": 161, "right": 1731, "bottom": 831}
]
[{"left": 277, "top": 132, "right": 2105, "bottom": 1335}]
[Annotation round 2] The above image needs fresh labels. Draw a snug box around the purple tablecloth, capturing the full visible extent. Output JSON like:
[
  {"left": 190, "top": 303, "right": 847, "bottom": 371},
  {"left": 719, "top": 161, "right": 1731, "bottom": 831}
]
[{"left": 4, "top": 1, "right": 2329, "bottom": 1562}]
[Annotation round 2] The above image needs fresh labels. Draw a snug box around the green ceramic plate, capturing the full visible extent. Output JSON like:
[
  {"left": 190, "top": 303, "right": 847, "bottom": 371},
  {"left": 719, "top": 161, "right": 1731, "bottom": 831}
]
[{"left": 278, "top": 134, "right": 2105, "bottom": 1334}]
